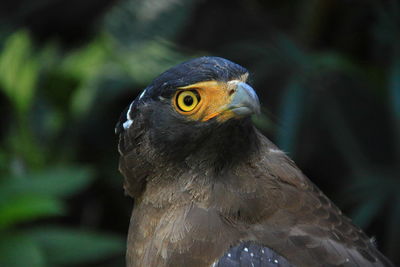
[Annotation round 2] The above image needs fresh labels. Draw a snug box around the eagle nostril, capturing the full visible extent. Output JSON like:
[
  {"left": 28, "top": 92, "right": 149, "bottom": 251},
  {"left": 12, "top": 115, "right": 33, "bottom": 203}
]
[{"left": 228, "top": 89, "right": 235, "bottom": 96}]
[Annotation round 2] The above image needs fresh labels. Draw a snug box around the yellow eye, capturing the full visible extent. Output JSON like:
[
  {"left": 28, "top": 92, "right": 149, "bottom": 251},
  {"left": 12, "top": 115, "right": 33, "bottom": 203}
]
[{"left": 176, "top": 90, "right": 200, "bottom": 112}]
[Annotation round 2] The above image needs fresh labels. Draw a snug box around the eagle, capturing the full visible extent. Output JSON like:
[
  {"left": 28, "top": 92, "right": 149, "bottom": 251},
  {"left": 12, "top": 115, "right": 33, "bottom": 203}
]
[{"left": 115, "top": 57, "right": 393, "bottom": 267}]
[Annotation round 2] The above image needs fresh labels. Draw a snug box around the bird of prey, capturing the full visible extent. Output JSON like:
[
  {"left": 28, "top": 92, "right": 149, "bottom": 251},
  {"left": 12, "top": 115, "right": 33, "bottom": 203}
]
[{"left": 116, "top": 57, "right": 393, "bottom": 267}]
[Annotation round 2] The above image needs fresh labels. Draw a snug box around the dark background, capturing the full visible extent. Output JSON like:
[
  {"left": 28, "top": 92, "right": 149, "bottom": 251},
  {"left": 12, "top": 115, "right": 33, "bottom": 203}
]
[{"left": 0, "top": 0, "right": 399, "bottom": 266}]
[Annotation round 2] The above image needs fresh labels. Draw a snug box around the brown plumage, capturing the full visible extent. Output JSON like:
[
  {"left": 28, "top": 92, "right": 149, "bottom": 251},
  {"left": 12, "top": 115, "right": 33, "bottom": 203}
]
[{"left": 116, "top": 57, "right": 393, "bottom": 267}]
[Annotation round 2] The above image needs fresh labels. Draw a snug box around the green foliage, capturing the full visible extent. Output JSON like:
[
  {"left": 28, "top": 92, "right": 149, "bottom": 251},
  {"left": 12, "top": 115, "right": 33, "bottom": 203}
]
[
  {"left": 276, "top": 79, "right": 306, "bottom": 152},
  {"left": 103, "top": 0, "right": 196, "bottom": 46},
  {"left": 0, "top": 232, "right": 45, "bottom": 267},
  {"left": 0, "top": 158, "right": 123, "bottom": 266},
  {"left": 0, "top": 30, "right": 37, "bottom": 115},
  {"left": 0, "top": 30, "right": 128, "bottom": 266},
  {"left": 0, "top": 167, "right": 93, "bottom": 229},
  {"left": 0, "top": 164, "right": 124, "bottom": 266},
  {"left": 0, "top": 4, "right": 190, "bottom": 263},
  {"left": 28, "top": 227, "right": 124, "bottom": 266}
]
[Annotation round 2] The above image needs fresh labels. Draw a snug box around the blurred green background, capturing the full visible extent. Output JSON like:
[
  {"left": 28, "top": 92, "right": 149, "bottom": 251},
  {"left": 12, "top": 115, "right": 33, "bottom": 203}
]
[{"left": 0, "top": 0, "right": 399, "bottom": 266}]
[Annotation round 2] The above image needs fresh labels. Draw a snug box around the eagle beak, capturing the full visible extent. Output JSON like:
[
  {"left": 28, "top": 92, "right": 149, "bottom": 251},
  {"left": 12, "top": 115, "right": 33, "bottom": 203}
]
[{"left": 226, "top": 82, "right": 260, "bottom": 117}]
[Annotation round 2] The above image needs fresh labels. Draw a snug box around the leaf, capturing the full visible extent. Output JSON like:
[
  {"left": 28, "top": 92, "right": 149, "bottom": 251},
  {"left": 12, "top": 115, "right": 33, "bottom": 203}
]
[
  {"left": 0, "top": 166, "right": 93, "bottom": 228},
  {"left": 29, "top": 227, "right": 124, "bottom": 265},
  {"left": 351, "top": 196, "right": 385, "bottom": 228},
  {"left": 61, "top": 38, "right": 107, "bottom": 80},
  {"left": 0, "top": 195, "right": 64, "bottom": 229},
  {"left": 103, "top": 0, "right": 196, "bottom": 46},
  {"left": 119, "top": 40, "right": 187, "bottom": 84},
  {"left": 0, "top": 166, "right": 94, "bottom": 200},
  {"left": 28, "top": 166, "right": 94, "bottom": 197},
  {"left": 68, "top": 37, "right": 187, "bottom": 117},
  {"left": 0, "top": 30, "right": 38, "bottom": 114},
  {"left": 0, "top": 232, "right": 45, "bottom": 267},
  {"left": 312, "top": 52, "right": 361, "bottom": 75},
  {"left": 276, "top": 79, "right": 306, "bottom": 153},
  {"left": 15, "top": 59, "right": 39, "bottom": 113}
]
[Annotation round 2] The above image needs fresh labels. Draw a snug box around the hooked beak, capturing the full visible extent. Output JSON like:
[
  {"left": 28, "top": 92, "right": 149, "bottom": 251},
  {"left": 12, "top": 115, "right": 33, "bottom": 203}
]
[
  {"left": 226, "top": 82, "right": 260, "bottom": 117},
  {"left": 200, "top": 81, "right": 261, "bottom": 122}
]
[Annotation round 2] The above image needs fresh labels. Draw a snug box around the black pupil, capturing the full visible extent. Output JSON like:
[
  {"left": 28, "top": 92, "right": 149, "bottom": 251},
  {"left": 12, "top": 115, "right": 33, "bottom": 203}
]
[{"left": 183, "top": 95, "right": 194, "bottom": 106}]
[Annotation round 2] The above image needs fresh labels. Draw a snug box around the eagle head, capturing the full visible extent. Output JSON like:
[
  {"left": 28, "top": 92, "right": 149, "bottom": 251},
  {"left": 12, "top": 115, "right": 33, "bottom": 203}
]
[{"left": 116, "top": 57, "right": 261, "bottom": 175}]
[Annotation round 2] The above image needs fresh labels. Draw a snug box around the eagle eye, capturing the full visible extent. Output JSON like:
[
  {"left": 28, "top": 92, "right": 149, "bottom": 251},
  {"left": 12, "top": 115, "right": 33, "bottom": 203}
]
[{"left": 176, "top": 90, "right": 200, "bottom": 112}]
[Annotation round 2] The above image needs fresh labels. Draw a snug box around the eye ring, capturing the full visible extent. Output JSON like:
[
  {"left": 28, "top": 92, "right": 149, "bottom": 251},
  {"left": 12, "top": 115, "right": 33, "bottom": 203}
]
[{"left": 176, "top": 90, "right": 200, "bottom": 112}]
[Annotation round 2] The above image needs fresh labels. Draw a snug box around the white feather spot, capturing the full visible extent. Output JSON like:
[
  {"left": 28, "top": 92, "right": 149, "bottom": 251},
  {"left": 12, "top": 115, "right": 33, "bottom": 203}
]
[
  {"left": 250, "top": 252, "right": 254, "bottom": 257},
  {"left": 123, "top": 101, "right": 135, "bottom": 130},
  {"left": 227, "top": 253, "right": 231, "bottom": 258},
  {"left": 123, "top": 120, "right": 132, "bottom": 130},
  {"left": 139, "top": 89, "right": 147, "bottom": 100},
  {"left": 269, "top": 148, "right": 284, "bottom": 154},
  {"left": 244, "top": 247, "right": 248, "bottom": 252},
  {"left": 261, "top": 249, "right": 265, "bottom": 254},
  {"left": 274, "top": 259, "right": 279, "bottom": 264},
  {"left": 227, "top": 79, "right": 241, "bottom": 85},
  {"left": 126, "top": 101, "right": 134, "bottom": 121}
]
